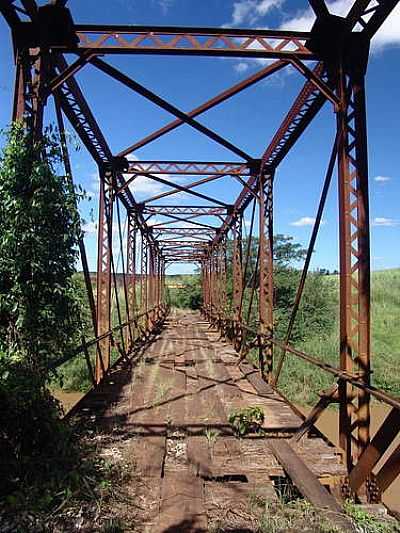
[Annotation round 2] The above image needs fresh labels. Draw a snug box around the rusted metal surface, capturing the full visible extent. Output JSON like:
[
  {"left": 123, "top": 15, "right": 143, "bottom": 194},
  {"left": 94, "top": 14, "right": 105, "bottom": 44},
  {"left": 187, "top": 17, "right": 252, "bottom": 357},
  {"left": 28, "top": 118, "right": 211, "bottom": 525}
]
[
  {"left": 96, "top": 170, "right": 114, "bottom": 382},
  {"left": 336, "top": 66, "right": 371, "bottom": 467},
  {"left": 73, "top": 26, "right": 316, "bottom": 59}
]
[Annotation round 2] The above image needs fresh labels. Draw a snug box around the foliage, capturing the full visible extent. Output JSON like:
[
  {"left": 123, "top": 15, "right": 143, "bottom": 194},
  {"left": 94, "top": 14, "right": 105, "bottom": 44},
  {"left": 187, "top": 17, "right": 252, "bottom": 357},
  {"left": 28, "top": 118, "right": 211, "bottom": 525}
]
[
  {"left": 228, "top": 406, "right": 265, "bottom": 436},
  {"left": 55, "top": 273, "right": 94, "bottom": 392},
  {"left": 204, "top": 427, "right": 219, "bottom": 447},
  {"left": 0, "top": 356, "right": 69, "bottom": 495},
  {"left": 0, "top": 422, "right": 135, "bottom": 532},
  {"left": 280, "top": 268, "right": 400, "bottom": 405},
  {"left": 343, "top": 500, "right": 399, "bottom": 533},
  {"left": 274, "top": 268, "right": 336, "bottom": 342},
  {"left": 167, "top": 274, "right": 202, "bottom": 309},
  {"left": 0, "top": 123, "right": 85, "bottom": 496},
  {"left": 257, "top": 498, "right": 341, "bottom": 533},
  {"left": 0, "top": 123, "right": 83, "bottom": 372}
]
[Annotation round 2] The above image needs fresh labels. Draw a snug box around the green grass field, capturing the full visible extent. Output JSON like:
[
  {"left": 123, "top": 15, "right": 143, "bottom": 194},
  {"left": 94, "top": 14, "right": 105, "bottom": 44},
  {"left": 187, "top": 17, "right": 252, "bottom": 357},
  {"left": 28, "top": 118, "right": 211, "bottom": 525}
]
[{"left": 279, "top": 269, "right": 400, "bottom": 405}]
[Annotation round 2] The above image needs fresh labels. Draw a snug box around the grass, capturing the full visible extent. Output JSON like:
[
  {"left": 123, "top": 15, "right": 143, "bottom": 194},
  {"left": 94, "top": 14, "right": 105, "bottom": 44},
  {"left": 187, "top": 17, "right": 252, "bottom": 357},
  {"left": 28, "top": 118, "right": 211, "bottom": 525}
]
[
  {"left": 210, "top": 486, "right": 400, "bottom": 533},
  {"left": 278, "top": 269, "right": 400, "bottom": 406},
  {"left": 0, "top": 420, "right": 137, "bottom": 532}
]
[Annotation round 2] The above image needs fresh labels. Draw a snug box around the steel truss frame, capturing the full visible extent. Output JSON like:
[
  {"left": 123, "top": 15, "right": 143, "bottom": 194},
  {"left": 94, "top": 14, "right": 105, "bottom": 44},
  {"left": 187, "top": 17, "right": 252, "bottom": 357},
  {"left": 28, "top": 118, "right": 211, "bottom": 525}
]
[{"left": 2, "top": 0, "right": 399, "bottom": 503}]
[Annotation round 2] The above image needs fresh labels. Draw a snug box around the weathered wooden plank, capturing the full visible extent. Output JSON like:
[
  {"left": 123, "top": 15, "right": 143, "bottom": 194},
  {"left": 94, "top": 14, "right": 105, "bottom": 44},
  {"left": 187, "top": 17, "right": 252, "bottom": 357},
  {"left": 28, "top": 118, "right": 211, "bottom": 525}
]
[
  {"left": 134, "top": 435, "right": 166, "bottom": 477},
  {"left": 268, "top": 439, "right": 353, "bottom": 531},
  {"left": 156, "top": 470, "right": 207, "bottom": 533},
  {"left": 187, "top": 436, "right": 211, "bottom": 477},
  {"left": 239, "top": 362, "right": 275, "bottom": 397}
]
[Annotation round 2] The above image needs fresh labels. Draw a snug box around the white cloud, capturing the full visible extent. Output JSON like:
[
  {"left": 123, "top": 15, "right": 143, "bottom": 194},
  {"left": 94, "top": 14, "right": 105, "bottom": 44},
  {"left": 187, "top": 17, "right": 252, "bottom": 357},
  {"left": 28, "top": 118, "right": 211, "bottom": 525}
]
[
  {"left": 373, "top": 5, "right": 400, "bottom": 50},
  {"left": 82, "top": 221, "right": 97, "bottom": 234},
  {"left": 372, "top": 217, "right": 399, "bottom": 227},
  {"left": 280, "top": 1, "right": 400, "bottom": 51},
  {"left": 235, "top": 62, "right": 250, "bottom": 73},
  {"left": 127, "top": 174, "right": 165, "bottom": 196},
  {"left": 290, "top": 216, "right": 325, "bottom": 227},
  {"left": 227, "top": 0, "right": 284, "bottom": 26},
  {"left": 158, "top": 0, "right": 174, "bottom": 14},
  {"left": 374, "top": 175, "right": 391, "bottom": 183}
]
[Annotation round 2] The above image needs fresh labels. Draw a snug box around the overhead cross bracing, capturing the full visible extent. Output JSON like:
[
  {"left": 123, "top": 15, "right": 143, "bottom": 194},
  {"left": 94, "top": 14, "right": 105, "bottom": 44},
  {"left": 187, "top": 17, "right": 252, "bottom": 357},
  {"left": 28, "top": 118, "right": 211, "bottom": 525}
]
[{"left": 1, "top": 0, "right": 400, "bottom": 510}]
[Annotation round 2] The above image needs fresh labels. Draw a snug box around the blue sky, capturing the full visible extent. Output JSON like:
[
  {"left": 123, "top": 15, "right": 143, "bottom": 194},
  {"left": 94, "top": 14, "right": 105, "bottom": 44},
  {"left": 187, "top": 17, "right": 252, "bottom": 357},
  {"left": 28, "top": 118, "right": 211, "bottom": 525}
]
[{"left": 0, "top": 0, "right": 399, "bottom": 274}]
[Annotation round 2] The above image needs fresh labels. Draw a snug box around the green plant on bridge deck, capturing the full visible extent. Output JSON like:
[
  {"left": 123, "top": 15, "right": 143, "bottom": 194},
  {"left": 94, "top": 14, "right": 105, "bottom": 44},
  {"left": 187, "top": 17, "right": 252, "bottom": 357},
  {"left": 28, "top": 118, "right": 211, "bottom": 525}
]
[{"left": 228, "top": 406, "right": 265, "bottom": 436}]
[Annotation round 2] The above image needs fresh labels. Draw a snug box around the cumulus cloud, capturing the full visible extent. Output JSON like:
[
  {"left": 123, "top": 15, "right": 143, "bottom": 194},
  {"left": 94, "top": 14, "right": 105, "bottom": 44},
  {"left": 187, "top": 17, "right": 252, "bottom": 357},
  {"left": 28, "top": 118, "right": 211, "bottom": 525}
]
[
  {"left": 372, "top": 217, "right": 399, "bottom": 227},
  {"left": 226, "top": 0, "right": 284, "bottom": 27},
  {"left": 158, "top": 0, "right": 174, "bottom": 15},
  {"left": 124, "top": 154, "right": 171, "bottom": 198},
  {"left": 280, "top": 1, "right": 400, "bottom": 51},
  {"left": 127, "top": 175, "right": 166, "bottom": 196},
  {"left": 234, "top": 62, "right": 250, "bottom": 73},
  {"left": 290, "top": 216, "right": 325, "bottom": 227},
  {"left": 374, "top": 175, "right": 391, "bottom": 183}
]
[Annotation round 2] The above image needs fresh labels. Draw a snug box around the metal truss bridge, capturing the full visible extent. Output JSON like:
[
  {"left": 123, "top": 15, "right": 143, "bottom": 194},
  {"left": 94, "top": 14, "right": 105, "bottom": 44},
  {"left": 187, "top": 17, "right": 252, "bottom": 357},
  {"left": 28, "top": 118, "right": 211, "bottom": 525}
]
[{"left": 1, "top": 0, "right": 400, "bottom": 528}]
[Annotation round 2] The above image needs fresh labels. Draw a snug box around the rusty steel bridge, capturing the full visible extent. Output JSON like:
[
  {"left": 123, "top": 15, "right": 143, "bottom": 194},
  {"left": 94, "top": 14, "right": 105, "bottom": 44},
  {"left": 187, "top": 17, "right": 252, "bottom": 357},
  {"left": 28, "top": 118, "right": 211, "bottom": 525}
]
[{"left": 1, "top": 0, "right": 400, "bottom": 527}]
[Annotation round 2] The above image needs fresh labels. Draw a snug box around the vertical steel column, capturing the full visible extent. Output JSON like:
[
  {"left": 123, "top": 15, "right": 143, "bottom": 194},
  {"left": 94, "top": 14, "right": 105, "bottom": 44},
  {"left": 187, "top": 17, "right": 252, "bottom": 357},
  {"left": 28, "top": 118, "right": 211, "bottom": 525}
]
[
  {"left": 141, "top": 235, "right": 148, "bottom": 323},
  {"left": 210, "top": 250, "right": 217, "bottom": 317},
  {"left": 258, "top": 171, "right": 274, "bottom": 382},
  {"left": 232, "top": 215, "right": 243, "bottom": 350},
  {"left": 208, "top": 253, "right": 213, "bottom": 313},
  {"left": 96, "top": 167, "right": 113, "bottom": 382},
  {"left": 161, "top": 258, "right": 166, "bottom": 306},
  {"left": 127, "top": 212, "right": 137, "bottom": 338},
  {"left": 158, "top": 256, "right": 163, "bottom": 307},
  {"left": 155, "top": 251, "right": 159, "bottom": 309},
  {"left": 219, "top": 238, "right": 227, "bottom": 318},
  {"left": 201, "top": 260, "right": 207, "bottom": 309},
  {"left": 148, "top": 244, "right": 155, "bottom": 315},
  {"left": 13, "top": 52, "right": 28, "bottom": 122},
  {"left": 12, "top": 48, "right": 46, "bottom": 138},
  {"left": 337, "top": 64, "right": 371, "bottom": 469},
  {"left": 216, "top": 244, "right": 223, "bottom": 320}
]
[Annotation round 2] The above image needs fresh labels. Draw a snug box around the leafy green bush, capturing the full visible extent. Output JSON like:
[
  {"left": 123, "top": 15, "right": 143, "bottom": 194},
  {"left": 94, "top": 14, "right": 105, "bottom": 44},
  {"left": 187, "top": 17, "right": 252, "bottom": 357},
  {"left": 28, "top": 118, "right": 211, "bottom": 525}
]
[
  {"left": 0, "top": 123, "right": 85, "bottom": 495},
  {"left": 0, "top": 355, "right": 70, "bottom": 495},
  {"left": 228, "top": 406, "right": 265, "bottom": 436},
  {"left": 167, "top": 275, "right": 202, "bottom": 309}
]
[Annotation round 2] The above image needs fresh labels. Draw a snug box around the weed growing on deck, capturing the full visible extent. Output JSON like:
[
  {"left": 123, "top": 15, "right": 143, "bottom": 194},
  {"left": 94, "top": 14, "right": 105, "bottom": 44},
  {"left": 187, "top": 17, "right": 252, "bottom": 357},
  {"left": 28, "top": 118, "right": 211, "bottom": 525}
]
[
  {"left": 228, "top": 406, "right": 265, "bottom": 436},
  {"left": 154, "top": 377, "right": 172, "bottom": 403}
]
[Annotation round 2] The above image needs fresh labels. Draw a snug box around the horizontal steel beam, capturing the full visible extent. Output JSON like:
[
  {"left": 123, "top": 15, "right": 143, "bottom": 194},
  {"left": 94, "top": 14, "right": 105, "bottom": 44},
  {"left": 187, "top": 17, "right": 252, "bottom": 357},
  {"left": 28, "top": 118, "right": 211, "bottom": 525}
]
[
  {"left": 72, "top": 25, "right": 315, "bottom": 59},
  {"left": 143, "top": 206, "right": 228, "bottom": 214},
  {"left": 124, "top": 160, "right": 251, "bottom": 175}
]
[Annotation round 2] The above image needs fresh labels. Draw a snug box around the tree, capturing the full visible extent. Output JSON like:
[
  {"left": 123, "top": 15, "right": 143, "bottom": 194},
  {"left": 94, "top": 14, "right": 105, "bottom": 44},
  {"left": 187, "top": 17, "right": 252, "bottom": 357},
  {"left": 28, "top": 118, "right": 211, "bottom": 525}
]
[
  {"left": 225, "top": 233, "right": 334, "bottom": 342},
  {"left": 167, "top": 275, "right": 202, "bottom": 309},
  {"left": 0, "top": 123, "right": 84, "bottom": 493}
]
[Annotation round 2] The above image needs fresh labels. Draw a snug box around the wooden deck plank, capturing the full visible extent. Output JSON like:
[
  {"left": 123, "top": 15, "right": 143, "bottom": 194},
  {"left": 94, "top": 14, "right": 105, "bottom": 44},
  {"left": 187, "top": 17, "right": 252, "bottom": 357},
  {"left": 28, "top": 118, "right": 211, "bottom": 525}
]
[
  {"left": 72, "top": 310, "right": 354, "bottom": 531},
  {"left": 268, "top": 439, "right": 353, "bottom": 531},
  {"left": 156, "top": 470, "right": 207, "bottom": 533}
]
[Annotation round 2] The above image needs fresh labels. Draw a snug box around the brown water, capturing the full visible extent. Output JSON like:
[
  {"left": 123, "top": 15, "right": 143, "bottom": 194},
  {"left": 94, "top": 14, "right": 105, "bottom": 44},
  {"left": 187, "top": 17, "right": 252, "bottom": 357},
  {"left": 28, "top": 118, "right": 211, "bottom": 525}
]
[
  {"left": 299, "top": 404, "right": 400, "bottom": 512},
  {"left": 53, "top": 389, "right": 84, "bottom": 413}
]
